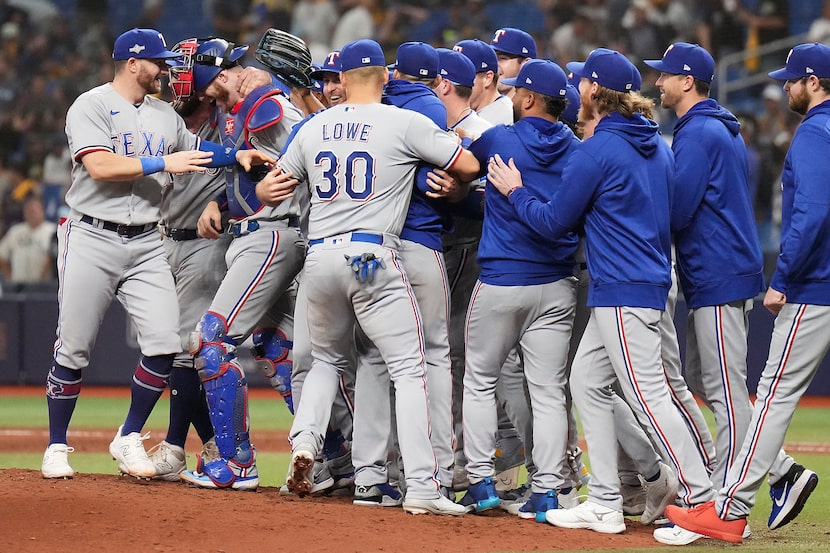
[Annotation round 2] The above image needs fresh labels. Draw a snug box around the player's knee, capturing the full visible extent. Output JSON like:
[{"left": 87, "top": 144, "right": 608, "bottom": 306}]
[
  {"left": 190, "top": 312, "right": 238, "bottom": 381},
  {"left": 251, "top": 327, "right": 293, "bottom": 388}
]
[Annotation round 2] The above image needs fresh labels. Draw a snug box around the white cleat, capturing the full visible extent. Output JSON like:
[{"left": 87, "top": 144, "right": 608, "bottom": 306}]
[
  {"left": 148, "top": 441, "right": 187, "bottom": 481},
  {"left": 640, "top": 462, "right": 679, "bottom": 525},
  {"left": 285, "top": 445, "right": 316, "bottom": 497},
  {"left": 42, "top": 444, "right": 75, "bottom": 479},
  {"left": 109, "top": 425, "right": 155, "bottom": 478},
  {"left": 403, "top": 494, "right": 467, "bottom": 516},
  {"left": 546, "top": 500, "right": 626, "bottom": 534},
  {"left": 653, "top": 524, "right": 703, "bottom": 545}
]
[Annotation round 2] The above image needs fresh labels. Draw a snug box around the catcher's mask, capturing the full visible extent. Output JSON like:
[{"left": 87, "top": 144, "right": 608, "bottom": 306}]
[{"left": 168, "top": 38, "right": 199, "bottom": 108}]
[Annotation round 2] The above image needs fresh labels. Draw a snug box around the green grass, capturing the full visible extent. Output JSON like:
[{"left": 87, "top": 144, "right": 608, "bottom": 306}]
[{"left": 2, "top": 392, "right": 828, "bottom": 552}]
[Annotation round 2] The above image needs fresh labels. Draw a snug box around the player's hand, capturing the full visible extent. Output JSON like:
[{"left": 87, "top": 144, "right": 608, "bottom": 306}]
[
  {"left": 197, "top": 200, "right": 223, "bottom": 240},
  {"left": 236, "top": 67, "right": 273, "bottom": 97},
  {"left": 163, "top": 150, "right": 213, "bottom": 174},
  {"left": 763, "top": 286, "right": 787, "bottom": 315},
  {"left": 289, "top": 85, "right": 326, "bottom": 117},
  {"left": 236, "top": 149, "right": 276, "bottom": 172},
  {"left": 256, "top": 166, "right": 299, "bottom": 206},
  {"left": 426, "top": 168, "right": 468, "bottom": 202},
  {"left": 488, "top": 154, "right": 523, "bottom": 197}
]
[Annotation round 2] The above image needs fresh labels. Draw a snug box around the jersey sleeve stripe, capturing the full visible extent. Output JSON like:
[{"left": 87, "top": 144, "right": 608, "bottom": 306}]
[
  {"left": 73, "top": 145, "right": 113, "bottom": 161},
  {"left": 441, "top": 144, "right": 464, "bottom": 171}
]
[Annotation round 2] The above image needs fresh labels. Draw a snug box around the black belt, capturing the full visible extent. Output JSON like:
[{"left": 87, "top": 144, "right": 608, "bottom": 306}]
[
  {"left": 80, "top": 215, "right": 156, "bottom": 238},
  {"left": 228, "top": 217, "right": 299, "bottom": 237},
  {"left": 163, "top": 227, "right": 200, "bottom": 241}
]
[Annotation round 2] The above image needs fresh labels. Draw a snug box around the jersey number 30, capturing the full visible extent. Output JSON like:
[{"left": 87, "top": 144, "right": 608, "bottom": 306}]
[{"left": 315, "top": 150, "right": 376, "bottom": 201}]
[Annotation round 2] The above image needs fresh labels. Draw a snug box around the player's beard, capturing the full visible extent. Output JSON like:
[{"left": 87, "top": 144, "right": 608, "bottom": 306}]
[
  {"left": 579, "top": 89, "right": 597, "bottom": 126},
  {"left": 138, "top": 65, "right": 163, "bottom": 95},
  {"left": 788, "top": 85, "right": 810, "bottom": 115}
]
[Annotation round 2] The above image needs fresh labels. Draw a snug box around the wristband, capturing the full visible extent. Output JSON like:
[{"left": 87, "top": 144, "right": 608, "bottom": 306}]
[
  {"left": 140, "top": 156, "right": 165, "bottom": 175},
  {"left": 460, "top": 136, "right": 473, "bottom": 149}
]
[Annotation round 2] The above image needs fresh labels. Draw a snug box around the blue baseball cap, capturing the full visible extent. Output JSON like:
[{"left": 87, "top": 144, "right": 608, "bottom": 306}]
[
  {"left": 560, "top": 84, "right": 580, "bottom": 126},
  {"left": 113, "top": 28, "right": 179, "bottom": 60},
  {"left": 644, "top": 42, "right": 715, "bottom": 83},
  {"left": 340, "top": 39, "right": 385, "bottom": 72},
  {"left": 310, "top": 50, "right": 341, "bottom": 79},
  {"left": 768, "top": 42, "right": 830, "bottom": 80},
  {"left": 567, "top": 48, "right": 640, "bottom": 93},
  {"left": 501, "top": 59, "right": 567, "bottom": 98},
  {"left": 437, "top": 48, "right": 475, "bottom": 88},
  {"left": 490, "top": 27, "right": 537, "bottom": 59},
  {"left": 389, "top": 41, "right": 439, "bottom": 79},
  {"left": 453, "top": 39, "right": 498, "bottom": 73}
]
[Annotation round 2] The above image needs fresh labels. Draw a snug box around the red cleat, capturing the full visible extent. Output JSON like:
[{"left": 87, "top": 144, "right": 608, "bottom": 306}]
[{"left": 665, "top": 501, "right": 746, "bottom": 544}]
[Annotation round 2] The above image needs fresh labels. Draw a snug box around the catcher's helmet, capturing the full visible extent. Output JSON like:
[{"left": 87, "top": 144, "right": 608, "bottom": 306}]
[
  {"left": 168, "top": 38, "right": 199, "bottom": 106},
  {"left": 192, "top": 38, "right": 249, "bottom": 92}
]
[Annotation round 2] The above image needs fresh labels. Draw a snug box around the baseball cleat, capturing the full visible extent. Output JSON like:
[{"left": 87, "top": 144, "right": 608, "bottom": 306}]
[
  {"left": 653, "top": 523, "right": 704, "bottom": 545},
  {"left": 196, "top": 437, "right": 221, "bottom": 473},
  {"left": 546, "top": 500, "right": 626, "bottom": 534},
  {"left": 640, "top": 462, "right": 679, "bottom": 525},
  {"left": 768, "top": 463, "right": 819, "bottom": 530},
  {"left": 458, "top": 477, "right": 501, "bottom": 513},
  {"left": 179, "top": 462, "right": 259, "bottom": 491},
  {"left": 665, "top": 501, "right": 746, "bottom": 544},
  {"left": 109, "top": 425, "right": 155, "bottom": 478},
  {"left": 42, "top": 444, "right": 75, "bottom": 479},
  {"left": 286, "top": 446, "right": 315, "bottom": 497},
  {"left": 353, "top": 483, "right": 404, "bottom": 507},
  {"left": 147, "top": 441, "right": 187, "bottom": 481},
  {"left": 501, "top": 484, "right": 531, "bottom": 514},
  {"left": 558, "top": 487, "right": 580, "bottom": 510},
  {"left": 517, "top": 490, "right": 559, "bottom": 522},
  {"left": 403, "top": 494, "right": 466, "bottom": 516},
  {"left": 621, "top": 481, "right": 647, "bottom": 516}
]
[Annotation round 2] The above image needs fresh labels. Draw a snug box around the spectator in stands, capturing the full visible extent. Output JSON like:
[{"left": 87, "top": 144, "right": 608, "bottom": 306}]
[
  {"left": 291, "top": 0, "right": 339, "bottom": 61},
  {"left": 331, "top": 0, "right": 376, "bottom": 50},
  {"left": 0, "top": 194, "right": 56, "bottom": 287},
  {"left": 807, "top": 0, "right": 830, "bottom": 45}
]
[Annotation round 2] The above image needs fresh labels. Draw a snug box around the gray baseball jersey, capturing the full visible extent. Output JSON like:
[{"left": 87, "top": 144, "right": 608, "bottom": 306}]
[
  {"left": 476, "top": 94, "right": 513, "bottom": 126},
  {"left": 282, "top": 102, "right": 464, "bottom": 500}
]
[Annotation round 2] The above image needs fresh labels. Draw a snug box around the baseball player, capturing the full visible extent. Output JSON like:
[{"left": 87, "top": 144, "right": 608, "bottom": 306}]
[
  {"left": 458, "top": 59, "right": 580, "bottom": 520},
  {"left": 349, "top": 40, "right": 457, "bottom": 502},
  {"left": 453, "top": 39, "right": 513, "bottom": 125},
  {"left": 646, "top": 42, "right": 807, "bottom": 545},
  {"left": 40, "top": 28, "right": 273, "bottom": 480},
  {"left": 176, "top": 36, "right": 306, "bottom": 490},
  {"left": 265, "top": 38, "right": 478, "bottom": 515},
  {"left": 666, "top": 42, "right": 827, "bottom": 545},
  {"left": 310, "top": 51, "right": 346, "bottom": 107},
  {"left": 489, "top": 27, "right": 536, "bottom": 98},
  {"left": 488, "top": 48, "right": 716, "bottom": 534},
  {"left": 449, "top": 37, "right": 534, "bottom": 495}
]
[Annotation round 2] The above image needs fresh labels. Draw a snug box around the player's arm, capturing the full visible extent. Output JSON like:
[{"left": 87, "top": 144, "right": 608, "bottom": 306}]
[
  {"left": 445, "top": 149, "right": 479, "bottom": 184},
  {"left": 669, "top": 136, "right": 709, "bottom": 233},
  {"left": 197, "top": 200, "right": 223, "bottom": 240},
  {"left": 79, "top": 150, "right": 214, "bottom": 182}
]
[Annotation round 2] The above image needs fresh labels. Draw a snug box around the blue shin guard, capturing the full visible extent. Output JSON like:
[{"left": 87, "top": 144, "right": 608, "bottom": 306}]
[{"left": 251, "top": 327, "right": 294, "bottom": 413}]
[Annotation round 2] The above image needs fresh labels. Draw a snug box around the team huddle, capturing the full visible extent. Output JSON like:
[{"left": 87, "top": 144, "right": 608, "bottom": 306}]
[{"left": 39, "top": 22, "right": 830, "bottom": 547}]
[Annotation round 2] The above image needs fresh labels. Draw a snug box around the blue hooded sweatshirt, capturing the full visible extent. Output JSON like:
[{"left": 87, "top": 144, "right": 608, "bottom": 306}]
[
  {"left": 671, "top": 98, "right": 765, "bottom": 309},
  {"left": 508, "top": 112, "right": 673, "bottom": 309},
  {"left": 770, "top": 100, "right": 830, "bottom": 305},
  {"left": 470, "top": 117, "right": 579, "bottom": 286},
  {"left": 383, "top": 79, "right": 450, "bottom": 251}
]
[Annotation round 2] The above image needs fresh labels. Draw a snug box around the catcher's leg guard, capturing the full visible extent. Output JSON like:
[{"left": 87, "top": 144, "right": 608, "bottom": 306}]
[
  {"left": 251, "top": 327, "right": 294, "bottom": 412},
  {"left": 191, "top": 313, "right": 255, "bottom": 488}
]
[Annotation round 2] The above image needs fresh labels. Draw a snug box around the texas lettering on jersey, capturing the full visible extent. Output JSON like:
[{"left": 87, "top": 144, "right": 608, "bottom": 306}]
[{"left": 111, "top": 131, "right": 173, "bottom": 157}]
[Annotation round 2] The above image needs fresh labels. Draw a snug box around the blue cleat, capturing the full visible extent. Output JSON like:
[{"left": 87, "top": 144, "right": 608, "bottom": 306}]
[
  {"left": 768, "top": 463, "right": 818, "bottom": 530},
  {"left": 517, "top": 490, "right": 559, "bottom": 522},
  {"left": 458, "top": 477, "right": 501, "bottom": 513}
]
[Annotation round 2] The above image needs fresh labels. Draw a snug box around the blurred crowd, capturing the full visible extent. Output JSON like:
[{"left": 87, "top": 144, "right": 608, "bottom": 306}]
[{"left": 1, "top": 0, "right": 829, "bottom": 291}]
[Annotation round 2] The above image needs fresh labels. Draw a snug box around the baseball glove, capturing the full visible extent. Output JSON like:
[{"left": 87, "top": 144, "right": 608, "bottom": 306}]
[{"left": 255, "top": 28, "right": 314, "bottom": 88}]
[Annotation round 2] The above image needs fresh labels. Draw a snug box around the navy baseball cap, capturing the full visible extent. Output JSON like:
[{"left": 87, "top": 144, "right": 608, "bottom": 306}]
[
  {"left": 490, "top": 27, "right": 537, "bottom": 59},
  {"left": 389, "top": 41, "right": 439, "bottom": 79},
  {"left": 438, "top": 48, "right": 475, "bottom": 88},
  {"left": 113, "top": 28, "right": 179, "bottom": 60},
  {"left": 768, "top": 42, "right": 830, "bottom": 80},
  {"left": 560, "top": 84, "right": 580, "bottom": 126},
  {"left": 644, "top": 42, "right": 715, "bottom": 83},
  {"left": 340, "top": 39, "right": 385, "bottom": 72},
  {"left": 310, "top": 50, "right": 341, "bottom": 79},
  {"left": 567, "top": 48, "right": 640, "bottom": 93},
  {"left": 502, "top": 59, "right": 567, "bottom": 98},
  {"left": 453, "top": 39, "right": 498, "bottom": 73}
]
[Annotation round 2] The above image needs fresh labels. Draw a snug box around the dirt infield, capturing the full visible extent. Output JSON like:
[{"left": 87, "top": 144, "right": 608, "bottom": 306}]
[{"left": 3, "top": 469, "right": 660, "bottom": 553}]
